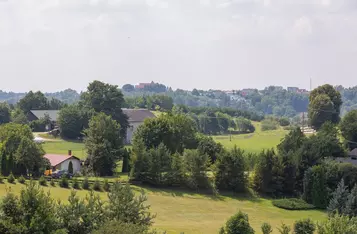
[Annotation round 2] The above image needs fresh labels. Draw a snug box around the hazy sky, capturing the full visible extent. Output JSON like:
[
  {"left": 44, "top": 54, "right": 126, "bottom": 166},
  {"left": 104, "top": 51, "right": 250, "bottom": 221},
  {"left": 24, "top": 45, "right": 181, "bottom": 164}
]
[{"left": 0, "top": 0, "right": 357, "bottom": 92}]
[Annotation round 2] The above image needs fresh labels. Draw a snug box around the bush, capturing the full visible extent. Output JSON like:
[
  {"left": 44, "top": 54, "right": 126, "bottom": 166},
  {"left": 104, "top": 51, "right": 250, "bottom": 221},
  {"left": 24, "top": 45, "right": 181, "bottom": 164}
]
[
  {"left": 92, "top": 221, "right": 150, "bottom": 234},
  {"left": 39, "top": 176, "right": 47, "bottom": 186},
  {"left": 7, "top": 173, "right": 15, "bottom": 184},
  {"left": 294, "top": 219, "right": 315, "bottom": 234},
  {"left": 17, "top": 175, "right": 26, "bottom": 184},
  {"left": 92, "top": 179, "right": 102, "bottom": 192},
  {"left": 72, "top": 178, "right": 80, "bottom": 189},
  {"left": 261, "top": 223, "right": 273, "bottom": 234},
  {"left": 50, "top": 179, "right": 55, "bottom": 187},
  {"left": 59, "top": 177, "right": 69, "bottom": 188},
  {"left": 273, "top": 198, "right": 315, "bottom": 210},
  {"left": 279, "top": 118, "right": 290, "bottom": 127},
  {"left": 82, "top": 177, "right": 90, "bottom": 190},
  {"left": 223, "top": 211, "right": 254, "bottom": 234},
  {"left": 103, "top": 179, "right": 110, "bottom": 192},
  {"left": 0, "top": 175, "right": 3, "bottom": 184},
  {"left": 278, "top": 223, "right": 291, "bottom": 234},
  {"left": 261, "top": 119, "right": 278, "bottom": 131}
]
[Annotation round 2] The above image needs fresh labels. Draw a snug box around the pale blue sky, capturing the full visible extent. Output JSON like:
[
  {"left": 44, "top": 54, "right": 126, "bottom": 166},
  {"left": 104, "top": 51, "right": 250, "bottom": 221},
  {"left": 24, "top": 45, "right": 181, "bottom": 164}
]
[{"left": 0, "top": 0, "right": 356, "bottom": 92}]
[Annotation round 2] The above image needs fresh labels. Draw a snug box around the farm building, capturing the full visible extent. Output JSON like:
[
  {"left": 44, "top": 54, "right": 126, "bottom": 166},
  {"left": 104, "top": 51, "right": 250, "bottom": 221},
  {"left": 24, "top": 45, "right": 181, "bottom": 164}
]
[
  {"left": 44, "top": 152, "right": 81, "bottom": 174},
  {"left": 28, "top": 110, "right": 60, "bottom": 130},
  {"left": 122, "top": 109, "right": 156, "bottom": 144}
]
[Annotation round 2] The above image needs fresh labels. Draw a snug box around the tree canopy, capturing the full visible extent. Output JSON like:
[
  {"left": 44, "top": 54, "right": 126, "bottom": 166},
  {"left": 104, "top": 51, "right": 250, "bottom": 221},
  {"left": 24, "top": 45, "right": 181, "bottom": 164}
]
[{"left": 84, "top": 112, "right": 123, "bottom": 176}]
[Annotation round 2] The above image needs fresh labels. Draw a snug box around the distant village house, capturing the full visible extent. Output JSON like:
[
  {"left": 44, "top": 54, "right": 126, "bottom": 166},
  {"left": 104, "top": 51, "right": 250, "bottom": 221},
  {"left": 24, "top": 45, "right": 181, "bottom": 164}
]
[
  {"left": 28, "top": 110, "right": 59, "bottom": 130},
  {"left": 122, "top": 108, "right": 156, "bottom": 144},
  {"left": 44, "top": 151, "right": 81, "bottom": 174}
]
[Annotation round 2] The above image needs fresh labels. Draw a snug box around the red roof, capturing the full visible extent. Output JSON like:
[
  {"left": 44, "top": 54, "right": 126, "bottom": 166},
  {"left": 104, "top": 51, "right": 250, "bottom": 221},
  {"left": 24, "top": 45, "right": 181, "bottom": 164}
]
[{"left": 44, "top": 154, "right": 79, "bottom": 166}]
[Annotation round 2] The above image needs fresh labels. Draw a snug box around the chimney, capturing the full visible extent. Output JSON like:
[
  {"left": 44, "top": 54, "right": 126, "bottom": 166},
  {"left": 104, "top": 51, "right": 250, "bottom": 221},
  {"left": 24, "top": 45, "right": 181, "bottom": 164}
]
[{"left": 68, "top": 150, "right": 72, "bottom": 156}]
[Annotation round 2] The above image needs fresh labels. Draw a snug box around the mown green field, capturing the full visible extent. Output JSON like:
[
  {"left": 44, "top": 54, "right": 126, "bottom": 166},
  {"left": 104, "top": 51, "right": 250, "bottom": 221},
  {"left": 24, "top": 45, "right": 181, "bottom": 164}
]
[
  {"left": 213, "top": 122, "right": 288, "bottom": 153},
  {"left": 42, "top": 140, "right": 86, "bottom": 159},
  {"left": 0, "top": 182, "right": 326, "bottom": 234}
]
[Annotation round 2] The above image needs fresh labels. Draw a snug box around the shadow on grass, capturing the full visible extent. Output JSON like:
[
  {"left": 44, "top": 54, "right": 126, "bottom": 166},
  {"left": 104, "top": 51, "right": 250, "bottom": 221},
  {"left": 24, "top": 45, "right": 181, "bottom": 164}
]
[{"left": 131, "top": 185, "right": 262, "bottom": 203}]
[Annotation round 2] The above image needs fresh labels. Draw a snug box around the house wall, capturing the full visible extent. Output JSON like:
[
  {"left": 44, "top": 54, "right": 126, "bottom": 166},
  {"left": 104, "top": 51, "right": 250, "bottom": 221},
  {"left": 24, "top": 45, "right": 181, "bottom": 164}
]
[
  {"left": 57, "top": 158, "right": 81, "bottom": 173},
  {"left": 126, "top": 121, "right": 143, "bottom": 144}
]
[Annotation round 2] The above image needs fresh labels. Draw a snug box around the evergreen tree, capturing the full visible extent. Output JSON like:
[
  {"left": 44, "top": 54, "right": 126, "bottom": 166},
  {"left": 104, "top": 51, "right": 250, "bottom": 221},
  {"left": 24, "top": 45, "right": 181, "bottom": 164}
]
[
  {"left": 343, "top": 184, "right": 357, "bottom": 217},
  {"left": 328, "top": 179, "right": 349, "bottom": 215},
  {"left": 68, "top": 161, "right": 73, "bottom": 174},
  {"left": 214, "top": 146, "right": 248, "bottom": 192},
  {"left": 311, "top": 165, "right": 329, "bottom": 209},
  {"left": 224, "top": 211, "right": 254, "bottom": 234},
  {"left": 122, "top": 149, "right": 129, "bottom": 173},
  {"left": 0, "top": 151, "right": 7, "bottom": 176}
]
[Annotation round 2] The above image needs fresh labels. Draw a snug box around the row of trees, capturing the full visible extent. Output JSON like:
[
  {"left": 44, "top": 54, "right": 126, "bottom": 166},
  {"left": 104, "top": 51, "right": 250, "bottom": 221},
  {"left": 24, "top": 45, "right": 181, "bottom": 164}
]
[
  {"left": 0, "top": 181, "right": 155, "bottom": 234},
  {"left": 221, "top": 210, "right": 357, "bottom": 234}
]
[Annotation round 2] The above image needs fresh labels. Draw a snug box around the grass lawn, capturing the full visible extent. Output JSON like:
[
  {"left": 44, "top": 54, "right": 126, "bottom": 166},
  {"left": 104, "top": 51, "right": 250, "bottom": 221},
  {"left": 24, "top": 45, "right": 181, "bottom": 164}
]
[
  {"left": 213, "top": 122, "right": 288, "bottom": 153},
  {"left": 42, "top": 140, "right": 86, "bottom": 159},
  {"left": 0, "top": 182, "right": 326, "bottom": 234}
]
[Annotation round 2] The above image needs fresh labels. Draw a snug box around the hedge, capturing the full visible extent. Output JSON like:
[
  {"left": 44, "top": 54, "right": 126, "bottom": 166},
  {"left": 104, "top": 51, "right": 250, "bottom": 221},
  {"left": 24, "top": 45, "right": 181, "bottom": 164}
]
[{"left": 272, "top": 198, "right": 315, "bottom": 210}]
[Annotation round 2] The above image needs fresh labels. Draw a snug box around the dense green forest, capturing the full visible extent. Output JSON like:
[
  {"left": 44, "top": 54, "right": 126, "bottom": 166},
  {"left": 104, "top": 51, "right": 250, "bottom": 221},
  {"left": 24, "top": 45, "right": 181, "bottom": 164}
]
[{"left": 1, "top": 83, "right": 357, "bottom": 117}]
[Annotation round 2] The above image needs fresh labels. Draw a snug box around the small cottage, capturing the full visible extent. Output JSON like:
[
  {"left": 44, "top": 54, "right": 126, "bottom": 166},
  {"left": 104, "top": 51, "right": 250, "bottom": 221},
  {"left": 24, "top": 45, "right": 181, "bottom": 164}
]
[
  {"left": 44, "top": 151, "right": 81, "bottom": 174},
  {"left": 122, "top": 109, "right": 156, "bottom": 144}
]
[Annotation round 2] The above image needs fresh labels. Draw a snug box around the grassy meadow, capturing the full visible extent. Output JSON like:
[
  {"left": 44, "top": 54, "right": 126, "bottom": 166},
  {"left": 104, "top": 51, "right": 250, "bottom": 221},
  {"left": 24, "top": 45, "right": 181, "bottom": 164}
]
[
  {"left": 0, "top": 182, "right": 326, "bottom": 234},
  {"left": 32, "top": 123, "right": 320, "bottom": 234},
  {"left": 213, "top": 121, "right": 288, "bottom": 153}
]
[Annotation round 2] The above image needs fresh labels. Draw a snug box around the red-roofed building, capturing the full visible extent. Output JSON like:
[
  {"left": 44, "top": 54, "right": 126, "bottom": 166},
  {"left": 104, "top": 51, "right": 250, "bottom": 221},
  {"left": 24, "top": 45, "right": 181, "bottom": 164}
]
[
  {"left": 135, "top": 83, "right": 151, "bottom": 89},
  {"left": 44, "top": 151, "right": 81, "bottom": 173}
]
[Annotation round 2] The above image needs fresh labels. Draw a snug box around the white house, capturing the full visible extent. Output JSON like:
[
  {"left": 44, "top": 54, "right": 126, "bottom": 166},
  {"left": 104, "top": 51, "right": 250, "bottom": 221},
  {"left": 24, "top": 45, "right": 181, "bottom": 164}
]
[
  {"left": 122, "top": 109, "right": 156, "bottom": 144},
  {"left": 44, "top": 152, "right": 81, "bottom": 173}
]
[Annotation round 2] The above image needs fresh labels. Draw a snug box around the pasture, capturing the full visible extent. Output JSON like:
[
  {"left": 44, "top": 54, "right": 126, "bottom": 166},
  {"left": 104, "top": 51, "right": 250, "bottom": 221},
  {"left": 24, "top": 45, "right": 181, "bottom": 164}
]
[
  {"left": 213, "top": 122, "right": 288, "bottom": 153},
  {"left": 0, "top": 182, "right": 326, "bottom": 234}
]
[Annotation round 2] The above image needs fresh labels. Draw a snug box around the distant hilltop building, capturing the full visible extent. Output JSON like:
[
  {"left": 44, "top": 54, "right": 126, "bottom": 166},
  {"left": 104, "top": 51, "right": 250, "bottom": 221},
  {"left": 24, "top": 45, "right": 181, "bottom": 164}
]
[
  {"left": 135, "top": 83, "right": 151, "bottom": 89},
  {"left": 287, "top": 87, "right": 309, "bottom": 94},
  {"left": 287, "top": 87, "right": 299, "bottom": 92}
]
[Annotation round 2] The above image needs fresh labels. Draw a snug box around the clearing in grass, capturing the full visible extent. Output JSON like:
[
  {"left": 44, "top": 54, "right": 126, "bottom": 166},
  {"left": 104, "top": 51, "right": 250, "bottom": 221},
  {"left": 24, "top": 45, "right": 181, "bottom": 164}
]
[{"left": 213, "top": 122, "right": 288, "bottom": 153}]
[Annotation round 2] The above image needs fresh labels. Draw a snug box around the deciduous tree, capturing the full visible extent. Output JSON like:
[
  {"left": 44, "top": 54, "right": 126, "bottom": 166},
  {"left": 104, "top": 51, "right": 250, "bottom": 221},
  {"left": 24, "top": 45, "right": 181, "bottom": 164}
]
[{"left": 84, "top": 113, "right": 123, "bottom": 176}]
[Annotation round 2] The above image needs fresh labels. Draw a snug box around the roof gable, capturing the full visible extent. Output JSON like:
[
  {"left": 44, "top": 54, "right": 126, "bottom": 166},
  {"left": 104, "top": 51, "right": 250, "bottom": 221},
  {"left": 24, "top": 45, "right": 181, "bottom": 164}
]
[
  {"left": 122, "top": 109, "right": 155, "bottom": 122},
  {"left": 30, "top": 110, "right": 60, "bottom": 121},
  {"left": 349, "top": 148, "right": 357, "bottom": 156},
  {"left": 44, "top": 154, "right": 80, "bottom": 167}
]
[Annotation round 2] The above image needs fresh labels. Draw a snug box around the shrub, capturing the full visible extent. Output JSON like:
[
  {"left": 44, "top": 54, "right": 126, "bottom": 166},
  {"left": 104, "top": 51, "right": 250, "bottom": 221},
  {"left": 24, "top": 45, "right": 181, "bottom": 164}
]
[
  {"left": 50, "top": 179, "right": 55, "bottom": 187},
  {"left": 103, "top": 179, "right": 110, "bottom": 192},
  {"left": 279, "top": 118, "right": 290, "bottom": 127},
  {"left": 317, "top": 214, "right": 357, "bottom": 234},
  {"left": 261, "top": 119, "right": 278, "bottom": 131},
  {"left": 72, "top": 178, "right": 80, "bottom": 189},
  {"left": 82, "top": 177, "right": 89, "bottom": 190},
  {"left": 92, "top": 179, "right": 102, "bottom": 192},
  {"left": 92, "top": 221, "right": 150, "bottom": 234},
  {"left": 272, "top": 198, "right": 315, "bottom": 210},
  {"left": 0, "top": 175, "right": 3, "bottom": 184},
  {"left": 224, "top": 211, "right": 254, "bottom": 234},
  {"left": 261, "top": 223, "right": 273, "bottom": 234},
  {"left": 59, "top": 177, "right": 69, "bottom": 188},
  {"left": 293, "top": 219, "right": 315, "bottom": 234},
  {"left": 219, "top": 227, "right": 225, "bottom": 234},
  {"left": 38, "top": 176, "right": 47, "bottom": 186},
  {"left": 17, "top": 175, "right": 26, "bottom": 184},
  {"left": 278, "top": 223, "right": 291, "bottom": 234},
  {"left": 7, "top": 173, "right": 15, "bottom": 184}
]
